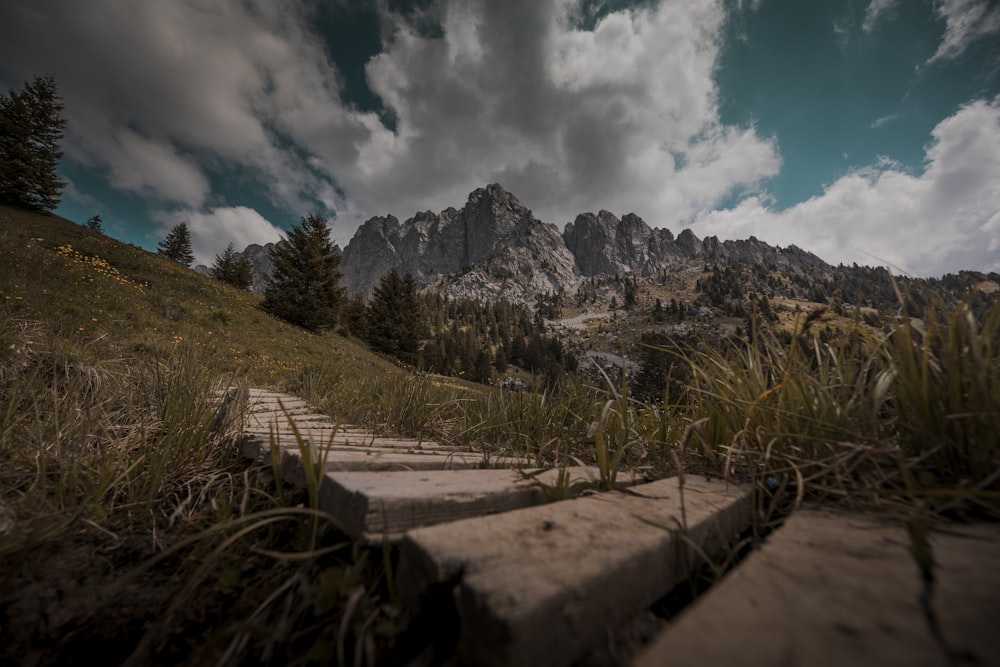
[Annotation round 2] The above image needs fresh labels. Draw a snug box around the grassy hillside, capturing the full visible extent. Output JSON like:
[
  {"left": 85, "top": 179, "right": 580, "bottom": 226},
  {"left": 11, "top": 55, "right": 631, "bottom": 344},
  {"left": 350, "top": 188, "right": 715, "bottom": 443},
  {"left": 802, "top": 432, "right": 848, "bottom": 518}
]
[
  {"left": 0, "top": 204, "right": 397, "bottom": 389},
  {"left": 2, "top": 205, "right": 998, "bottom": 665}
]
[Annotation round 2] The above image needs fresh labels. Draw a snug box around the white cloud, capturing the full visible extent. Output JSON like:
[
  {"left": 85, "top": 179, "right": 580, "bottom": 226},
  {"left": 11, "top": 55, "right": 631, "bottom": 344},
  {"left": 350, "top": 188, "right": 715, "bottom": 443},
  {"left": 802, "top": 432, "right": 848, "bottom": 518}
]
[
  {"left": 153, "top": 206, "right": 284, "bottom": 266},
  {"left": 0, "top": 0, "right": 353, "bottom": 214},
  {"left": 862, "top": 0, "right": 898, "bottom": 33},
  {"left": 928, "top": 0, "right": 1000, "bottom": 64},
  {"left": 696, "top": 96, "right": 1000, "bottom": 276},
  {"left": 345, "top": 0, "right": 780, "bottom": 227},
  {"left": 61, "top": 176, "right": 99, "bottom": 210},
  {"left": 104, "top": 128, "right": 211, "bottom": 206},
  {"left": 870, "top": 113, "right": 900, "bottom": 129}
]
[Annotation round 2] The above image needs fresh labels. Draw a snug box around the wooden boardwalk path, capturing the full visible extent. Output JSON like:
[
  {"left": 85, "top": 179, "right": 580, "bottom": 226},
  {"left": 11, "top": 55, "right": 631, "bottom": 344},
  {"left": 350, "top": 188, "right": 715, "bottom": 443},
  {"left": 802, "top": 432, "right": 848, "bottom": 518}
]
[{"left": 224, "top": 387, "right": 1000, "bottom": 666}]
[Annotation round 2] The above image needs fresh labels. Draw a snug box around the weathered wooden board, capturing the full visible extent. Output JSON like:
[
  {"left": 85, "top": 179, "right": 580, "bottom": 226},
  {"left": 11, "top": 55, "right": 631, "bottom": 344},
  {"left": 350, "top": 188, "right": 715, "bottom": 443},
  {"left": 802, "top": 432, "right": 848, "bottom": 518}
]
[
  {"left": 239, "top": 389, "right": 462, "bottom": 451},
  {"left": 245, "top": 413, "right": 337, "bottom": 428},
  {"left": 632, "top": 509, "right": 1000, "bottom": 667},
  {"left": 242, "top": 435, "right": 486, "bottom": 473},
  {"left": 243, "top": 430, "right": 466, "bottom": 452},
  {"left": 397, "top": 475, "right": 753, "bottom": 667},
  {"left": 319, "top": 467, "right": 626, "bottom": 543}
]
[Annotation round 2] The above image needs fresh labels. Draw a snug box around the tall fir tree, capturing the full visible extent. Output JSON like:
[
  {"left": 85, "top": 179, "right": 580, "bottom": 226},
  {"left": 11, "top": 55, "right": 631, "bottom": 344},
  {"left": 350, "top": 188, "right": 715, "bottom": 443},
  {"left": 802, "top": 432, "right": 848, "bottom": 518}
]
[
  {"left": 210, "top": 242, "right": 254, "bottom": 290},
  {"left": 367, "top": 268, "right": 424, "bottom": 365},
  {"left": 0, "top": 75, "right": 67, "bottom": 211},
  {"left": 158, "top": 222, "right": 195, "bottom": 266},
  {"left": 262, "top": 214, "right": 344, "bottom": 332},
  {"left": 342, "top": 294, "right": 370, "bottom": 340},
  {"left": 85, "top": 214, "right": 103, "bottom": 234}
]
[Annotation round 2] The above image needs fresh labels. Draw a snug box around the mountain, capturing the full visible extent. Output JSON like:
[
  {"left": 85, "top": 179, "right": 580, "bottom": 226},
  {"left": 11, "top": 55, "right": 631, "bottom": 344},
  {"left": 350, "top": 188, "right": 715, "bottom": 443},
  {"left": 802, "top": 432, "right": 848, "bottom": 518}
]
[
  {"left": 241, "top": 183, "right": 834, "bottom": 303},
  {"left": 564, "top": 210, "right": 683, "bottom": 275},
  {"left": 429, "top": 212, "right": 578, "bottom": 304},
  {"left": 240, "top": 242, "right": 277, "bottom": 293},
  {"left": 338, "top": 184, "right": 563, "bottom": 298}
]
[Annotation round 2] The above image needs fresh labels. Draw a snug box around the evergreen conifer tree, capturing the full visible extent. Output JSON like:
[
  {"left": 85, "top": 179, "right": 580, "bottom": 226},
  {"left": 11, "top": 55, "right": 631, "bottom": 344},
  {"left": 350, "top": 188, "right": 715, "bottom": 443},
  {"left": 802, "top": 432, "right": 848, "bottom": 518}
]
[
  {"left": 210, "top": 242, "right": 254, "bottom": 290},
  {"left": 367, "top": 268, "right": 424, "bottom": 364},
  {"left": 158, "top": 222, "right": 195, "bottom": 266},
  {"left": 85, "top": 214, "right": 103, "bottom": 234},
  {"left": 262, "top": 214, "right": 344, "bottom": 332},
  {"left": 342, "top": 294, "right": 370, "bottom": 340},
  {"left": 0, "top": 75, "right": 67, "bottom": 211}
]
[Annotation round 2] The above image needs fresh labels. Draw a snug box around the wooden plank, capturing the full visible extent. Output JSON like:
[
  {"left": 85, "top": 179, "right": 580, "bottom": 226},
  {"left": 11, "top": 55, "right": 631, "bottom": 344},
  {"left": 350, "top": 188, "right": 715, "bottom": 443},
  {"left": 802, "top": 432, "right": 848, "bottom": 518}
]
[
  {"left": 242, "top": 430, "right": 467, "bottom": 454},
  {"left": 247, "top": 398, "right": 311, "bottom": 410},
  {"left": 242, "top": 435, "right": 486, "bottom": 473},
  {"left": 931, "top": 523, "right": 1000, "bottom": 664},
  {"left": 244, "top": 425, "right": 392, "bottom": 441},
  {"left": 244, "top": 412, "right": 336, "bottom": 427},
  {"left": 397, "top": 475, "right": 752, "bottom": 667},
  {"left": 319, "top": 467, "right": 624, "bottom": 543},
  {"left": 632, "top": 509, "right": 1000, "bottom": 667}
]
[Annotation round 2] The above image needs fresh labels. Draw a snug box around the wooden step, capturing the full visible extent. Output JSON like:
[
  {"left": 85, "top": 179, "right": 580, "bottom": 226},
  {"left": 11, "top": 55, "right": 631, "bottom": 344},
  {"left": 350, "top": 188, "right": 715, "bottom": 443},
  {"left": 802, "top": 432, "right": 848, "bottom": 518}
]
[
  {"left": 245, "top": 412, "right": 338, "bottom": 427},
  {"left": 242, "top": 436, "right": 488, "bottom": 473},
  {"left": 320, "top": 467, "right": 637, "bottom": 543},
  {"left": 397, "top": 475, "right": 753, "bottom": 667},
  {"left": 243, "top": 429, "right": 466, "bottom": 452},
  {"left": 632, "top": 509, "right": 1000, "bottom": 667}
]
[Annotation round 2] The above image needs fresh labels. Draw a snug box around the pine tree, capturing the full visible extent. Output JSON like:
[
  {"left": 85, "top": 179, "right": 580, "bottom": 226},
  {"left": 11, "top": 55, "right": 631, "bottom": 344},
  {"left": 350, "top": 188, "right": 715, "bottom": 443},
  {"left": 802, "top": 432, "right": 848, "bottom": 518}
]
[
  {"left": 85, "top": 214, "right": 103, "bottom": 234},
  {"left": 0, "top": 75, "right": 67, "bottom": 211},
  {"left": 342, "top": 294, "right": 370, "bottom": 340},
  {"left": 158, "top": 222, "right": 195, "bottom": 266},
  {"left": 262, "top": 213, "right": 344, "bottom": 332},
  {"left": 210, "top": 242, "right": 254, "bottom": 290},
  {"left": 367, "top": 268, "right": 424, "bottom": 365}
]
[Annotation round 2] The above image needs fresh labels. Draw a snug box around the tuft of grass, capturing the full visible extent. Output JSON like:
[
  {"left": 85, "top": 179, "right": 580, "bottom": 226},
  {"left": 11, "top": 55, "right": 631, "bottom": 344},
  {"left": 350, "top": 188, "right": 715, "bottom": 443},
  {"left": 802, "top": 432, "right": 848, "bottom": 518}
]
[{"left": 681, "top": 297, "right": 999, "bottom": 521}]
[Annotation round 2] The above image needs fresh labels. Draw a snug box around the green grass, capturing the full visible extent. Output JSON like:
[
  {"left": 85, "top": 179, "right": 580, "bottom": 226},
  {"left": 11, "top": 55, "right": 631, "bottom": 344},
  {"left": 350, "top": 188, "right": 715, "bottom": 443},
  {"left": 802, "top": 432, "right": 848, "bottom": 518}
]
[
  {"left": 0, "top": 207, "right": 420, "bottom": 664},
  {"left": 681, "top": 302, "right": 1000, "bottom": 521},
  {"left": 1, "top": 205, "right": 997, "bottom": 665}
]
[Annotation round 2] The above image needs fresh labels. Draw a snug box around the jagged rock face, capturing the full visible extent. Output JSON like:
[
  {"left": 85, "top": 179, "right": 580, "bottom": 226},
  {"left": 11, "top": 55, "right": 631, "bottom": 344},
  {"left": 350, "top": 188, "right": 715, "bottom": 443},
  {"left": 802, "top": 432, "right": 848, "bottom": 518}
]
[
  {"left": 432, "top": 217, "right": 579, "bottom": 302},
  {"left": 242, "top": 183, "right": 834, "bottom": 307},
  {"left": 564, "top": 210, "right": 623, "bottom": 276},
  {"left": 339, "top": 183, "right": 552, "bottom": 298},
  {"left": 240, "top": 242, "right": 276, "bottom": 293},
  {"left": 675, "top": 228, "right": 702, "bottom": 258},
  {"left": 564, "top": 210, "right": 693, "bottom": 276},
  {"left": 337, "top": 216, "right": 406, "bottom": 297},
  {"left": 704, "top": 235, "right": 829, "bottom": 275}
]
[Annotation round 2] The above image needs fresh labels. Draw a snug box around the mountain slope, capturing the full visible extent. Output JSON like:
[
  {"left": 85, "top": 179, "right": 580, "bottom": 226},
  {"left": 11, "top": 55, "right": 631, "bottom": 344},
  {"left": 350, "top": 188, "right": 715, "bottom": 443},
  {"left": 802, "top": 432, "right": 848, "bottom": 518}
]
[{"left": 0, "top": 205, "right": 390, "bottom": 389}]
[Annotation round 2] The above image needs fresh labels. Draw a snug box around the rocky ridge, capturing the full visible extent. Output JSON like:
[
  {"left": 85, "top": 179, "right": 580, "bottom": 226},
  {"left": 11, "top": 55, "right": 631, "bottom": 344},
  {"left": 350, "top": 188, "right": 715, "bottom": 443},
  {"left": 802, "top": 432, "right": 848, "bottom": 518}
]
[{"left": 240, "top": 184, "right": 831, "bottom": 303}]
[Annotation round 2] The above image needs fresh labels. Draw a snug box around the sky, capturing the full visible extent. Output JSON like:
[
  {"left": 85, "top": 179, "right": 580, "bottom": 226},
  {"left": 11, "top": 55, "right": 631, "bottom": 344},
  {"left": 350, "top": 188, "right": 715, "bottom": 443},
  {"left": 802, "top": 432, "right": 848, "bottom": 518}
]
[{"left": 1, "top": 0, "right": 998, "bottom": 276}]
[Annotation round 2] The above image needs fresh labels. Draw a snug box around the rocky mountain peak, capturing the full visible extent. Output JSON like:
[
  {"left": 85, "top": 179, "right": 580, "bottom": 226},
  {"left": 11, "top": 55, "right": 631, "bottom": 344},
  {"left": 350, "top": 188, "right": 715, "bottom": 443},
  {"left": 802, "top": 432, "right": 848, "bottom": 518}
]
[
  {"left": 564, "top": 209, "right": 688, "bottom": 276},
  {"left": 675, "top": 228, "right": 702, "bottom": 257},
  {"left": 466, "top": 183, "right": 530, "bottom": 215},
  {"left": 240, "top": 184, "right": 836, "bottom": 308},
  {"left": 339, "top": 183, "right": 564, "bottom": 297}
]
